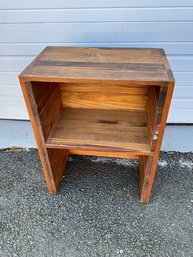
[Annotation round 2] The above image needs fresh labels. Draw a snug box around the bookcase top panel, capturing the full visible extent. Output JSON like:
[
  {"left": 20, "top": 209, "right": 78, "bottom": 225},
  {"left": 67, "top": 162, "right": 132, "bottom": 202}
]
[{"left": 20, "top": 47, "right": 174, "bottom": 84}]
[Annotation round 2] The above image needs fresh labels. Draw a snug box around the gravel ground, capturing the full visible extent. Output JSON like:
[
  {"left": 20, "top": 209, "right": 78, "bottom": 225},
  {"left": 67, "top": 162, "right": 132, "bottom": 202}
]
[{"left": 0, "top": 149, "right": 193, "bottom": 257}]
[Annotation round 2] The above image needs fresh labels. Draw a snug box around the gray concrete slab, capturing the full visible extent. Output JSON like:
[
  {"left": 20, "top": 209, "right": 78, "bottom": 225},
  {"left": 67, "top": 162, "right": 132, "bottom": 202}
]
[{"left": 0, "top": 149, "right": 193, "bottom": 257}]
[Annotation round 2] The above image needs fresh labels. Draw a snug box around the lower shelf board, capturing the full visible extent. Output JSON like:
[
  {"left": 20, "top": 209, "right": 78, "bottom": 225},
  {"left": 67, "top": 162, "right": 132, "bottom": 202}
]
[{"left": 46, "top": 108, "right": 150, "bottom": 153}]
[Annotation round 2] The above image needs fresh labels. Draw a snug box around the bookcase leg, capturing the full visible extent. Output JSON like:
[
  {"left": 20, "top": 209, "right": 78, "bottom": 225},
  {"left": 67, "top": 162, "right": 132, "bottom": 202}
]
[
  {"left": 33, "top": 147, "right": 69, "bottom": 194},
  {"left": 139, "top": 155, "right": 157, "bottom": 203},
  {"left": 46, "top": 148, "right": 69, "bottom": 193},
  {"left": 35, "top": 147, "right": 69, "bottom": 194}
]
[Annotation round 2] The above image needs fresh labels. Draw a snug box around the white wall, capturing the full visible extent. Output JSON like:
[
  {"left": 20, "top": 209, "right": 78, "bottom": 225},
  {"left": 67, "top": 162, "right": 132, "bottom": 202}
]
[{"left": 0, "top": 0, "right": 193, "bottom": 122}]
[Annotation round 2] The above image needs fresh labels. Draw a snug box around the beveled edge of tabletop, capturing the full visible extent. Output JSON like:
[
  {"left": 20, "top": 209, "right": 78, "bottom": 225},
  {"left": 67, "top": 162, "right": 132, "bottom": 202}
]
[{"left": 19, "top": 46, "right": 175, "bottom": 85}]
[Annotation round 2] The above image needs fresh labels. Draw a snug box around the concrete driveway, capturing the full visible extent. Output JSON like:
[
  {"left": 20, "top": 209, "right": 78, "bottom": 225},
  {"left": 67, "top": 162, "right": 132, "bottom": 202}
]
[{"left": 0, "top": 149, "right": 193, "bottom": 257}]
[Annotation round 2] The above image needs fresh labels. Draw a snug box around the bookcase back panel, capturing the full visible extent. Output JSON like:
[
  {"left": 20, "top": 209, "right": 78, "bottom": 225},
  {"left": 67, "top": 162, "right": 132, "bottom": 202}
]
[{"left": 59, "top": 83, "right": 148, "bottom": 111}]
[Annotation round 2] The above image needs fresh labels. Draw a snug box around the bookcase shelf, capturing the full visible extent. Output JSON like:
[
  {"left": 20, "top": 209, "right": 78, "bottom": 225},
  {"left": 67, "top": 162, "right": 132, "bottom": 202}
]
[
  {"left": 19, "top": 47, "right": 175, "bottom": 203},
  {"left": 46, "top": 108, "right": 150, "bottom": 153}
]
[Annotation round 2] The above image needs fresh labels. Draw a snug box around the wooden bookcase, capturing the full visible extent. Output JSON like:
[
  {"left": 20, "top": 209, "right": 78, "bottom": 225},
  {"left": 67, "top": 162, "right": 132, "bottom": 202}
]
[{"left": 19, "top": 47, "right": 175, "bottom": 203}]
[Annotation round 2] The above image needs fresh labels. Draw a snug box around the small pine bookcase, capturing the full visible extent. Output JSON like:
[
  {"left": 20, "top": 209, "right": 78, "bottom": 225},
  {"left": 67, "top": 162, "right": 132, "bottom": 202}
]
[{"left": 19, "top": 47, "right": 175, "bottom": 203}]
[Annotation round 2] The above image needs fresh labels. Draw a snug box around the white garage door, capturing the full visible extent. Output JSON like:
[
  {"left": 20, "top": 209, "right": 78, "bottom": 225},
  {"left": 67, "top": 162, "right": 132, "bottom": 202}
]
[{"left": 0, "top": 0, "right": 193, "bottom": 122}]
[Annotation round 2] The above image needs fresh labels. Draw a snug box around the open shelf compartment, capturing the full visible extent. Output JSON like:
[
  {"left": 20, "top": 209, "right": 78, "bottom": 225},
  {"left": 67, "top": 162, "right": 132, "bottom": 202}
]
[
  {"left": 31, "top": 81, "right": 160, "bottom": 155},
  {"left": 46, "top": 108, "right": 149, "bottom": 152}
]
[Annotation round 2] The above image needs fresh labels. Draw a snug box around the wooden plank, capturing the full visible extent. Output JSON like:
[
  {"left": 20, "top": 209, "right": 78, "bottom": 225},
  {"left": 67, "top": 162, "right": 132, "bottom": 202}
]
[
  {"left": 60, "top": 83, "right": 148, "bottom": 110},
  {"left": 19, "top": 79, "right": 69, "bottom": 193},
  {"left": 160, "top": 49, "right": 175, "bottom": 81},
  {"left": 20, "top": 47, "right": 170, "bottom": 83},
  {"left": 146, "top": 87, "right": 159, "bottom": 147},
  {"left": 32, "top": 47, "right": 165, "bottom": 64},
  {"left": 69, "top": 149, "right": 140, "bottom": 159},
  {"left": 146, "top": 85, "right": 169, "bottom": 151},
  {"left": 139, "top": 155, "right": 154, "bottom": 197},
  {"left": 139, "top": 156, "right": 149, "bottom": 193},
  {"left": 140, "top": 82, "right": 175, "bottom": 203},
  {"left": 19, "top": 79, "right": 57, "bottom": 193},
  {"left": 46, "top": 108, "right": 150, "bottom": 153},
  {"left": 6, "top": 70, "right": 193, "bottom": 86},
  {"left": 60, "top": 83, "right": 148, "bottom": 94},
  {"left": 47, "top": 148, "right": 69, "bottom": 188},
  {"left": 31, "top": 82, "right": 62, "bottom": 140},
  {"left": 2, "top": 55, "right": 193, "bottom": 73},
  {"left": 150, "top": 86, "right": 168, "bottom": 151}
]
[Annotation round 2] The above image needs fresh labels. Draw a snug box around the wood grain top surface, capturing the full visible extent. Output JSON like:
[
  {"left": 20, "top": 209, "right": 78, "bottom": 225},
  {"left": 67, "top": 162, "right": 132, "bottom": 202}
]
[{"left": 20, "top": 47, "right": 174, "bottom": 83}]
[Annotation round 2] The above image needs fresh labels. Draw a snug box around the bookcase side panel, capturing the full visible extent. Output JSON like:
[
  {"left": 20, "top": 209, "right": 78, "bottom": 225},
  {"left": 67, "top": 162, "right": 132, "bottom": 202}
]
[
  {"left": 140, "top": 82, "right": 175, "bottom": 203},
  {"left": 31, "top": 82, "right": 62, "bottom": 141},
  {"left": 19, "top": 78, "right": 57, "bottom": 192},
  {"left": 19, "top": 78, "right": 69, "bottom": 193}
]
